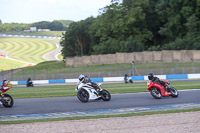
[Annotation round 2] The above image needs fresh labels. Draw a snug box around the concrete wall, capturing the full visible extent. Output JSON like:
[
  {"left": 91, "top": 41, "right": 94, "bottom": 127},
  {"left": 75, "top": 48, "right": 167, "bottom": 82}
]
[{"left": 66, "top": 50, "right": 200, "bottom": 67}]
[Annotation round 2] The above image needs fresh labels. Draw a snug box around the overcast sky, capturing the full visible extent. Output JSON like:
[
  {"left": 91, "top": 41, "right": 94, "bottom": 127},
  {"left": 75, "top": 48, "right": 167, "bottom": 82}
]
[{"left": 0, "top": 0, "right": 111, "bottom": 23}]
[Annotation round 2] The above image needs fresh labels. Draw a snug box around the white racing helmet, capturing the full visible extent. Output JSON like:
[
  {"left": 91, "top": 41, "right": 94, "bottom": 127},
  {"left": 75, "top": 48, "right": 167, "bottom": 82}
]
[{"left": 78, "top": 74, "right": 85, "bottom": 82}]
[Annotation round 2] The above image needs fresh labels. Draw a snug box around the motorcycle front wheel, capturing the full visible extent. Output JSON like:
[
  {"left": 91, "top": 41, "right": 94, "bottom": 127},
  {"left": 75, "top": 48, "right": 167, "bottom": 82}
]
[
  {"left": 170, "top": 87, "right": 179, "bottom": 98},
  {"left": 77, "top": 89, "right": 89, "bottom": 103},
  {"left": 100, "top": 89, "right": 111, "bottom": 101},
  {"left": 150, "top": 88, "right": 162, "bottom": 99},
  {"left": 2, "top": 94, "right": 14, "bottom": 107}
]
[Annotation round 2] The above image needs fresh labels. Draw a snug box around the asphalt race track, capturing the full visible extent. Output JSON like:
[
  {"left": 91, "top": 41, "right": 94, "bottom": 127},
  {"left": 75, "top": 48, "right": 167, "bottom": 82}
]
[
  {"left": 42, "top": 39, "right": 62, "bottom": 61},
  {"left": 0, "top": 89, "right": 200, "bottom": 116}
]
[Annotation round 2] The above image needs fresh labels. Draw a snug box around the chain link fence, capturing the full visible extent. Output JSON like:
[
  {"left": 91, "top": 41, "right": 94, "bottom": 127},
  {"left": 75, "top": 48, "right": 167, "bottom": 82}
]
[{"left": 1, "top": 62, "right": 200, "bottom": 81}]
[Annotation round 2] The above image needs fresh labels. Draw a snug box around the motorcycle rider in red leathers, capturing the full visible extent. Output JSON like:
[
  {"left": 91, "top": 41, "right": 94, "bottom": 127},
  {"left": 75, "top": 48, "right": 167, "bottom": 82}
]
[
  {"left": 148, "top": 73, "right": 169, "bottom": 91},
  {"left": 0, "top": 80, "right": 11, "bottom": 94}
]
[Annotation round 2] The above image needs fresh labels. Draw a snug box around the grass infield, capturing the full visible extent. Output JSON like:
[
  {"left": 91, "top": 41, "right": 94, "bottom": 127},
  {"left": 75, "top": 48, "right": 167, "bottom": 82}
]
[
  {"left": 0, "top": 57, "right": 25, "bottom": 70},
  {"left": 0, "top": 38, "right": 57, "bottom": 65}
]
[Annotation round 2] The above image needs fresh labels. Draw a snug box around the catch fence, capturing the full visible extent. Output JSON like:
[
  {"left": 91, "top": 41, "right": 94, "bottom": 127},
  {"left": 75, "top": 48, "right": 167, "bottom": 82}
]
[{"left": 0, "top": 62, "right": 200, "bottom": 81}]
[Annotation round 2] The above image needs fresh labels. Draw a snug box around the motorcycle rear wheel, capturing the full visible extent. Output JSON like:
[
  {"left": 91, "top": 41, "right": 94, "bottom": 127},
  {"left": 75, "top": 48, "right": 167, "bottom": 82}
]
[
  {"left": 150, "top": 88, "right": 162, "bottom": 99},
  {"left": 170, "top": 87, "right": 179, "bottom": 98},
  {"left": 77, "top": 89, "right": 89, "bottom": 103},
  {"left": 2, "top": 94, "right": 14, "bottom": 108},
  {"left": 100, "top": 89, "right": 111, "bottom": 101}
]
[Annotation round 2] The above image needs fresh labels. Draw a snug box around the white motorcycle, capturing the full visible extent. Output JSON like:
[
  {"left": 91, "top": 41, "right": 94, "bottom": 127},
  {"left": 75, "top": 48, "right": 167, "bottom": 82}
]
[{"left": 76, "top": 82, "right": 111, "bottom": 103}]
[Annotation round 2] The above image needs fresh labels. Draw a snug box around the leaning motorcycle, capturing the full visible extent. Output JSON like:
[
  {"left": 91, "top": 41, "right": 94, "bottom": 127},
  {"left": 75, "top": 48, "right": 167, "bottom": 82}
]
[
  {"left": 76, "top": 82, "right": 111, "bottom": 103},
  {"left": 0, "top": 82, "right": 14, "bottom": 107},
  {"left": 147, "top": 81, "right": 178, "bottom": 99}
]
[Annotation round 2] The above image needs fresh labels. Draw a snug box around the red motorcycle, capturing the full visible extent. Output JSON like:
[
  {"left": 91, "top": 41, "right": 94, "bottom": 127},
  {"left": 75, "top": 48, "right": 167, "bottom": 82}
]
[
  {"left": 0, "top": 81, "right": 14, "bottom": 107},
  {"left": 147, "top": 81, "right": 179, "bottom": 99}
]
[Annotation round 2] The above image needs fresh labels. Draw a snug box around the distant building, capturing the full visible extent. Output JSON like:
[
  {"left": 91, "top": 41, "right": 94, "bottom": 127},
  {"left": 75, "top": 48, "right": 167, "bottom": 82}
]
[
  {"left": 37, "top": 29, "right": 43, "bottom": 32},
  {"left": 24, "top": 27, "right": 51, "bottom": 32},
  {"left": 30, "top": 27, "right": 37, "bottom": 32},
  {"left": 42, "top": 29, "right": 51, "bottom": 31},
  {"left": 38, "top": 29, "right": 51, "bottom": 32},
  {"left": 24, "top": 30, "right": 31, "bottom": 32}
]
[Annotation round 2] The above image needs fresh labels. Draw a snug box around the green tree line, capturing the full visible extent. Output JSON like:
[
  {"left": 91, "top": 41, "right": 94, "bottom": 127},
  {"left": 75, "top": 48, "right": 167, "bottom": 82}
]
[
  {"left": 61, "top": 0, "right": 200, "bottom": 58},
  {"left": 0, "top": 20, "right": 73, "bottom": 32},
  {"left": 0, "top": 22, "right": 30, "bottom": 33}
]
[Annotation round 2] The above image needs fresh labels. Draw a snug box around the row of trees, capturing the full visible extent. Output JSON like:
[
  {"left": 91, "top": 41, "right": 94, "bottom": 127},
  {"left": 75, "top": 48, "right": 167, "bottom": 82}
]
[
  {"left": 0, "top": 22, "right": 29, "bottom": 33},
  {"left": 0, "top": 20, "right": 73, "bottom": 32},
  {"left": 31, "top": 20, "right": 73, "bottom": 31},
  {"left": 61, "top": 0, "right": 200, "bottom": 58}
]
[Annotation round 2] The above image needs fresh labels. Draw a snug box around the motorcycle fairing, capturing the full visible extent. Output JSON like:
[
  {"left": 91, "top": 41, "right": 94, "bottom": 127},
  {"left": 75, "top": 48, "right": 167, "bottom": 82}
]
[
  {"left": 1, "top": 87, "right": 10, "bottom": 93},
  {"left": 78, "top": 83, "right": 101, "bottom": 100},
  {"left": 147, "top": 81, "right": 171, "bottom": 97}
]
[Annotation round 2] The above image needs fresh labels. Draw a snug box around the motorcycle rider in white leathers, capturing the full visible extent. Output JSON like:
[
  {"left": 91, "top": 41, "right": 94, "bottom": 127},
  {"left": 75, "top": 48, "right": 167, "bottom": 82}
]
[{"left": 75, "top": 74, "right": 99, "bottom": 92}]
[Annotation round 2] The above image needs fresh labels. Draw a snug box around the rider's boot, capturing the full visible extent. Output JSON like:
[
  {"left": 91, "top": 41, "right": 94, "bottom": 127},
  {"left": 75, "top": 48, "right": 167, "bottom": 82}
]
[
  {"left": 164, "top": 86, "right": 170, "bottom": 92},
  {"left": 167, "top": 87, "right": 170, "bottom": 92},
  {"left": 91, "top": 83, "right": 100, "bottom": 92},
  {"left": 163, "top": 85, "right": 169, "bottom": 92},
  {"left": 94, "top": 86, "right": 100, "bottom": 93}
]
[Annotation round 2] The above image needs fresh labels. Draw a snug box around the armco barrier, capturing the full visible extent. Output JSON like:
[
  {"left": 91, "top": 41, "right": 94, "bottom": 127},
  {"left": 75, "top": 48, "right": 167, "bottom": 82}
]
[
  {"left": 90, "top": 78, "right": 104, "bottom": 82},
  {"left": 0, "top": 34, "right": 61, "bottom": 39},
  {"left": 166, "top": 74, "right": 188, "bottom": 80},
  {"left": 0, "top": 74, "right": 199, "bottom": 85},
  {"left": 187, "top": 74, "right": 200, "bottom": 79},
  {"left": 18, "top": 81, "right": 27, "bottom": 85},
  {"left": 49, "top": 79, "right": 66, "bottom": 84},
  {"left": 132, "top": 76, "right": 144, "bottom": 80}
]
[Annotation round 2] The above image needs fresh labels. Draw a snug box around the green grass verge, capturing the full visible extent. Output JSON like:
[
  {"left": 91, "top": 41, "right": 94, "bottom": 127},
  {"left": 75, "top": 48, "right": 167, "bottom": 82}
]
[
  {"left": 10, "top": 60, "right": 200, "bottom": 79},
  {"left": 1, "top": 108, "right": 200, "bottom": 124},
  {"left": 9, "top": 82, "right": 200, "bottom": 99},
  {"left": 57, "top": 53, "right": 63, "bottom": 60},
  {"left": 0, "top": 57, "right": 25, "bottom": 70}
]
